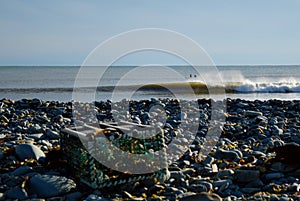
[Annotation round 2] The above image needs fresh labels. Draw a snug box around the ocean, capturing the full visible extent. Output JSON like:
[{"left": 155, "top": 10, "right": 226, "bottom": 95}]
[{"left": 0, "top": 65, "right": 299, "bottom": 101}]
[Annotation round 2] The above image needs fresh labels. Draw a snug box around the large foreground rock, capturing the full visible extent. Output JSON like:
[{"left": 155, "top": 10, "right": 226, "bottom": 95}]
[{"left": 29, "top": 174, "right": 76, "bottom": 198}]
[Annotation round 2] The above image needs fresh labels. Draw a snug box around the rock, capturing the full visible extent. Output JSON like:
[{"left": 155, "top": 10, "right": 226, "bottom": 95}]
[
  {"left": 240, "top": 187, "right": 261, "bottom": 194},
  {"left": 15, "top": 143, "right": 46, "bottom": 162},
  {"left": 214, "top": 148, "right": 240, "bottom": 161},
  {"left": 245, "top": 179, "right": 264, "bottom": 188},
  {"left": 192, "top": 181, "right": 213, "bottom": 192},
  {"left": 234, "top": 170, "right": 260, "bottom": 183},
  {"left": 179, "top": 192, "right": 222, "bottom": 201},
  {"left": 269, "top": 143, "right": 300, "bottom": 165},
  {"left": 270, "top": 162, "right": 297, "bottom": 173},
  {"left": 0, "top": 150, "right": 3, "bottom": 160},
  {"left": 187, "top": 184, "right": 207, "bottom": 193},
  {"left": 46, "top": 129, "right": 60, "bottom": 139},
  {"left": 29, "top": 174, "right": 76, "bottom": 198},
  {"left": 0, "top": 193, "right": 5, "bottom": 201},
  {"left": 244, "top": 111, "right": 263, "bottom": 117},
  {"left": 6, "top": 187, "right": 28, "bottom": 200},
  {"left": 170, "top": 171, "right": 187, "bottom": 181},
  {"left": 85, "top": 194, "right": 109, "bottom": 201},
  {"left": 28, "top": 133, "right": 44, "bottom": 140},
  {"left": 216, "top": 169, "right": 235, "bottom": 180},
  {"left": 211, "top": 164, "right": 218, "bottom": 173},
  {"left": 265, "top": 173, "right": 284, "bottom": 180},
  {"left": 65, "top": 192, "right": 83, "bottom": 201},
  {"left": 272, "top": 125, "right": 283, "bottom": 135},
  {"left": 251, "top": 151, "right": 266, "bottom": 158},
  {"left": 279, "top": 196, "right": 290, "bottom": 201},
  {"left": 213, "top": 179, "right": 232, "bottom": 188},
  {"left": 11, "top": 165, "right": 32, "bottom": 176}
]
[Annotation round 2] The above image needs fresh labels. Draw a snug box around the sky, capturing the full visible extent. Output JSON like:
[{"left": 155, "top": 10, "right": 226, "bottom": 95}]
[{"left": 0, "top": 0, "right": 300, "bottom": 66}]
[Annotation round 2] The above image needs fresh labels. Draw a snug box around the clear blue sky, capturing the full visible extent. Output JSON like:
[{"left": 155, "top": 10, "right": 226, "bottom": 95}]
[{"left": 0, "top": 0, "right": 300, "bottom": 65}]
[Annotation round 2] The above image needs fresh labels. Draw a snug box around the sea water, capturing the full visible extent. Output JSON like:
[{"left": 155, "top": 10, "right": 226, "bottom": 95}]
[{"left": 0, "top": 65, "right": 299, "bottom": 101}]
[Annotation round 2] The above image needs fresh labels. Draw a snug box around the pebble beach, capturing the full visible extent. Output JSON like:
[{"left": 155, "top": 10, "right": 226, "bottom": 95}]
[{"left": 0, "top": 98, "right": 300, "bottom": 201}]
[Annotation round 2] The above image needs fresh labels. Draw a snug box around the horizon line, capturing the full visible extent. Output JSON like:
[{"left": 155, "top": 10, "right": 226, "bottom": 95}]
[{"left": 0, "top": 64, "right": 299, "bottom": 67}]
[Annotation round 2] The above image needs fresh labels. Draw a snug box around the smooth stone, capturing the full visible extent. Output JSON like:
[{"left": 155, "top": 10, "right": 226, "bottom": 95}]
[
  {"left": 6, "top": 187, "right": 28, "bottom": 200},
  {"left": 202, "top": 156, "right": 214, "bottom": 166},
  {"left": 270, "top": 162, "right": 296, "bottom": 173},
  {"left": 85, "top": 194, "right": 110, "bottom": 201},
  {"left": 179, "top": 192, "right": 222, "bottom": 201},
  {"left": 270, "top": 195, "right": 280, "bottom": 201},
  {"left": 213, "top": 179, "right": 232, "bottom": 187},
  {"left": 289, "top": 183, "right": 300, "bottom": 192},
  {"left": 279, "top": 196, "right": 290, "bottom": 201},
  {"left": 214, "top": 148, "right": 240, "bottom": 161},
  {"left": 11, "top": 165, "right": 32, "bottom": 176},
  {"left": 234, "top": 170, "right": 260, "bottom": 183},
  {"left": 0, "top": 150, "right": 3, "bottom": 160},
  {"left": 194, "top": 181, "right": 213, "bottom": 192},
  {"left": 252, "top": 151, "right": 266, "bottom": 158},
  {"left": 187, "top": 184, "right": 207, "bottom": 193},
  {"left": 28, "top": 133, "right": 44, "bottom": 140},
  {"left": 65, "top": 192, "right": 83, "bottom": 201},
  {"left": 0, "top": 193, "right": 5, "bottom": 201},
  {"left": 170, "top": 171, "right": 187, "bottom": 181},
  {"left": 46, "top": 129, "right": 60, "bottom": 139},
  {"left": 272, "top": 125, "right": 283, "bottom": 135},
  {"left": 245, "top": 179, "right": 264, "bottom": 188},
  {"left": 216, "top": 169, "right": 235, "bottom": 180},
  {"left": 29, "top": 174, "right": 76, "bottom": 198},
  {"left": 15, "top": 143, "right": 46, "bottom": 162},
  {"left": 265, "top": 173, "right": 284, "bottom": 180},
  {"left": 240, "top": 187, "right": 261, "bottom": 194},
  {"left": 244, "top": 110, "right": 263, "bottom": 117}
]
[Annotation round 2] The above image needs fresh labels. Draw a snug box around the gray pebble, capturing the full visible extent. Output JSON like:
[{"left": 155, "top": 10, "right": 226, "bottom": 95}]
[
  {"left": 6, "top": 187, "right": 28, "bottom": 200},
  {"left": 85, "top": 194, "right": 109, "bottom": 201},
  {"left": 179, "top": 192, "right": 222, "bottom": 201},
  {"left": 10, "top": 165, "right": 32, "bottom": 176},
  {"left": 29, "top": 174, "right": 76, "bottom": 198},
  {"left": 214, "top": 148, "right": 240, "bottom": 161},
  {"left": 265, "top": 173, "right": 284, "bottom": 180},
  {"left": 46, "top": 129, "right": 60, "bottom": 139},
  {"left": 65, "top": 192, "right": 83, "bottom": 201},
  {"left": 15, "top": 143, "right": 46, "bottom": 162},
  {"left": 234, "top": 170, "right": 260, "bottom": 183},
  {"left": 216, "top": 169, "right": 234, "bottom": 180},
  {"left": 28, "top": 133, "right": 44, "bottom": 140},
  {"left": 240, "top": 187, "right": 261, "bottom": 194},
  {"left": 0, "top": 193, "right": 5, "bottom": 201},
  {"left": 244, "top": 110, "right": 263, "bottom": 117}
]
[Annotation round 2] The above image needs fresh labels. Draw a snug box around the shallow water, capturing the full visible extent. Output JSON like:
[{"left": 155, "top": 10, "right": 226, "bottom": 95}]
[{"left": 0, "top": 65, "right": 299, "bottom": 101}]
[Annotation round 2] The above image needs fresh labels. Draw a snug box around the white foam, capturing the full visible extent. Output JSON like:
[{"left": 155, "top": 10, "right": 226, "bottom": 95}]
[{"left": 235, "top": 80, "right": 300, "bottom": 93}]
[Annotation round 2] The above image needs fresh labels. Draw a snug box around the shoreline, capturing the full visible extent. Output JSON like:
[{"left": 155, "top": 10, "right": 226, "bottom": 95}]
[{"left": 0, "top": 98, "right": 299, "bottom": 200}]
